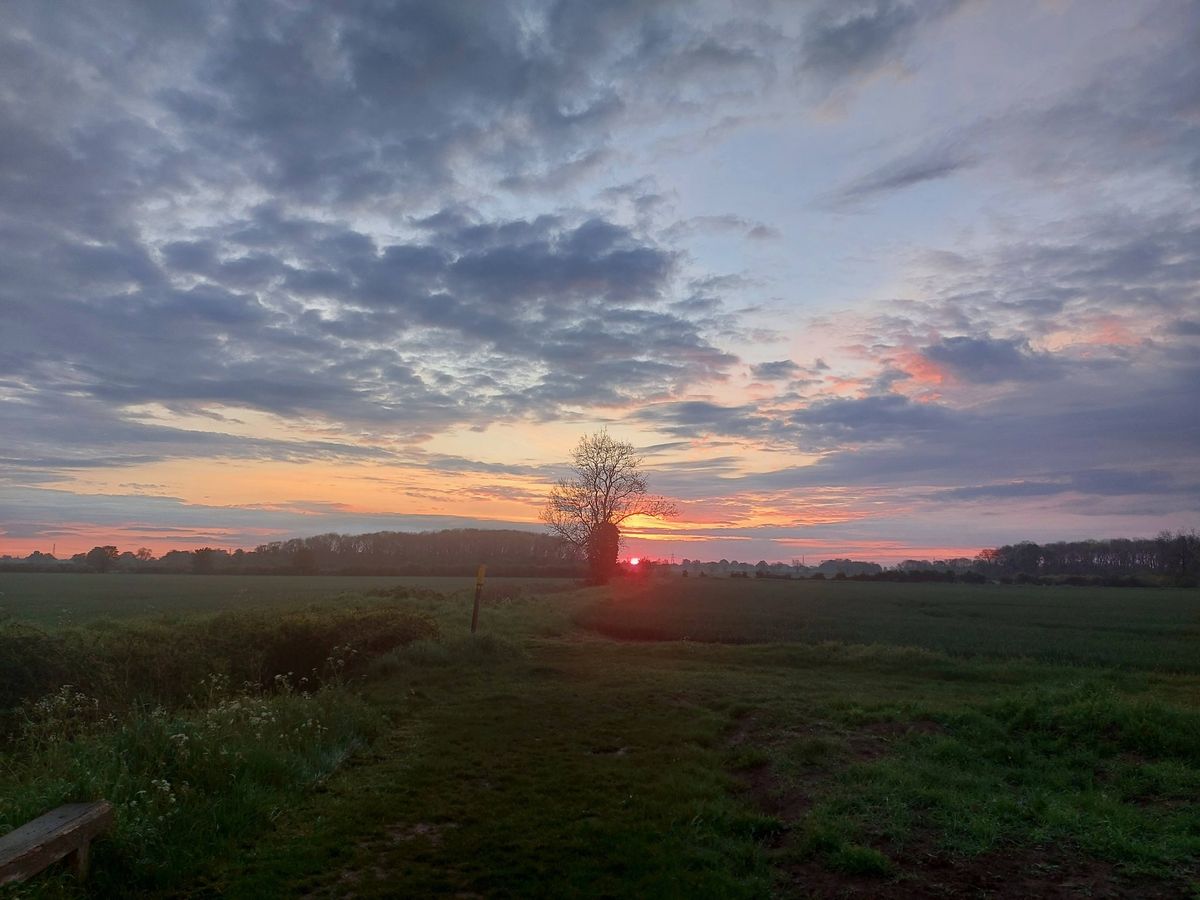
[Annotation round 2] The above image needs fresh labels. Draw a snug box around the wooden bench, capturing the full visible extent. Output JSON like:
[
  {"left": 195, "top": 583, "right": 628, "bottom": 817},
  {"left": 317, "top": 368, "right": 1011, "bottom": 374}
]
[{"left": 0, "top": 802, "right": 114, "bottom": 885}]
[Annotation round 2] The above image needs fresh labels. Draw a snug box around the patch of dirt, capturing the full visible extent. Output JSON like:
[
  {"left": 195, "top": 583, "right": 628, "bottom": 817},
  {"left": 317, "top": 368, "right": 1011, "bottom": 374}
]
[
  {"left": 726, "top": 716, "right": 1194, "bottom": 898},
  {"left": 589, "top": 745, "right": 631, "bottom": 756},
  {"left": 859, "top": 719, "right": 945, "bottom": 738},
  {"left": 726, "top": 714, "right": 821, "bottom": 835},
  {"left": 727, "top": 707, "right": 756, "bottom": 745},
  {"left": 845, "top": 719, "right": 946, "bottom": 762},
  {"left": 779, "top": 844, "right": 1195, "bottom": 899},
  {"left": 384, "top": 821, "right": 459, "bottom": 847}
]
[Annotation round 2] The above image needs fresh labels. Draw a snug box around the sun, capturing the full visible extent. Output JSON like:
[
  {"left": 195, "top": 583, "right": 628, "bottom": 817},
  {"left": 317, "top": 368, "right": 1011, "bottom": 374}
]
[{"left": 629, "top": 557, "right": 640, "bottom": 566}]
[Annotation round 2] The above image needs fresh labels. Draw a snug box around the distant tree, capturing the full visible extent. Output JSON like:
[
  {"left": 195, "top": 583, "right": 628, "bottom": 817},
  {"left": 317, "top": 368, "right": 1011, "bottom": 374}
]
[
  {"left": 541, "top": 431, "right": 676, "bottom": 584},
  {"left": 293, "top": 545, "right": 319, "bottom": 575},
  {"left": 135, "top": 547, "right": 154, "bottom": 561},
  {"left": 85, "top": 545, "right": 119, "bottom": 573},
  {"left": 192, "top": 548, "right": 219, "bottom": 574}
]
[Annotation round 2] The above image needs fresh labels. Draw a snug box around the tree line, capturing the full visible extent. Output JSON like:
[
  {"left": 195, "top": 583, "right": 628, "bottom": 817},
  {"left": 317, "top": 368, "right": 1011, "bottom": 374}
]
[
  {"left": 2, "top": 529, "right": 581, "bottom": 577},
  {"left": 973, "top": 531, "right": 1199, "bottom": 586},
  {"left": 4, "top": 528, "right": 1196, "bottom": 586}
]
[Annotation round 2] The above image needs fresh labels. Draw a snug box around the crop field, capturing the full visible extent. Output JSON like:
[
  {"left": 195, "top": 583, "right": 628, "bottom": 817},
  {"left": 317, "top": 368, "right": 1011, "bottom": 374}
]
[
  {"left": 0, "top": 573, "right": 573, "bottom": 629},
  {"left": 579, "top": 577, "right": 1200, "bottom": 672},
  {"left": 2, "top": 575, "right": 1198, "bottom": 897}
]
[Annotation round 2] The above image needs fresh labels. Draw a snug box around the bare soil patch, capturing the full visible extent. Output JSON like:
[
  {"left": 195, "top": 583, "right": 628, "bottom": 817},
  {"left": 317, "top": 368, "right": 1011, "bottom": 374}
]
[
  {"left": 726, "top": 715, "right": 1194, "bottom": 898},
  {"left": 779, "top": 844, "right": 1193, "bottom": 899}
]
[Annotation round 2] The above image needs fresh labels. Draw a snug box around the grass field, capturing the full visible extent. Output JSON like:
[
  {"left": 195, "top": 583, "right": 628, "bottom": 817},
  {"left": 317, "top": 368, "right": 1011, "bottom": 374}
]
[
  {"left": 0, "top": 573, "right": 573, "bottom": 628},
  {"left": 2, "top": 574, "right": 1198, "bottom": 897},
  {"left": 578, "top": 577, "right": 1200, "bottom": 672}
]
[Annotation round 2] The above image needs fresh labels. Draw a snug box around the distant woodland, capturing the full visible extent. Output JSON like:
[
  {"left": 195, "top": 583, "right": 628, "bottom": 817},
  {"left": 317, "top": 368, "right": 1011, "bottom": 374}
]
[
  {"left": 6, "top": 529, "right": 582, "bottom": 577},
  {"left": 2, "top": 529, "right": 1196, "bottom": 586}
]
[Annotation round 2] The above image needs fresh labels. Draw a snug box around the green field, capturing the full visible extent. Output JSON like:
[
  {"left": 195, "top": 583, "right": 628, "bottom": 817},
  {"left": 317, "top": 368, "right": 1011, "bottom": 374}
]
[
  {"left": 2, "top": 574, "right": 1198, "bottom": 897},
  {"left": 0, "top": 573, "right": 573, "bottom": 628},
  {"left": 579, "top": 577, "right": 1200, "bottom": 671}
]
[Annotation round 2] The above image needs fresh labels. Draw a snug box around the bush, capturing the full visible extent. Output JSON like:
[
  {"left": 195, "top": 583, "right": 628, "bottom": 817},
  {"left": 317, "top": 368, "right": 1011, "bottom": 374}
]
[
  {"left": 0, "top": 604, "right": 438, "bottom": 725},
  {"left": 0, "top": 623, "right": 73, "bottom": 712}
]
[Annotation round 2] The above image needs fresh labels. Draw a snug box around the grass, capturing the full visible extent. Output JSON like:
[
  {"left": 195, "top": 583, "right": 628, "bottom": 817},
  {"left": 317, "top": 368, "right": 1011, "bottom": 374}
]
[
  {"left": 2, "top": 574, "right": 1198, "bottom": 896},
  {"left": 577, "top": 576, "right": 1200, "bottom": 671},
  {"left": 0, "top": 599, "right": 438, "bottom": 898},
  {"left": 0, "top": 573, "right": 573, "bottom": 629},
  {"left": 1, "top": 679, "right": 387, "bottom": 898},
  {"left": 0, "top": 600, "right": 439, "bottom": 712}
]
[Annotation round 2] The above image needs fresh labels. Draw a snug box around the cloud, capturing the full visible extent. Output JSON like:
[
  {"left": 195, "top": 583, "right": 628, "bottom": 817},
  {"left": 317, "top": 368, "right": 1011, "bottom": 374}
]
[
  {"left": 1172, "top": 319, "right": 1200, "bottom": 336},
  {"left": 664, "top": 214, "right": 781, "bottom": 242},
  {"left": 824, "top": 2, "right": 1200, "bottom": 207},
  {"left": 1, "top": 197, "right": 740, "bottom": 476},
  {"left": 790, "top": 394, "right": 958, "bottom": 450},
  {"left": 750, "top": 360, "right": 802, "bottom": 381},
  {"left": 2, "top": 0, "right": 1199, "bottom": 561},
  {"left": 0, "top": 486, "right": 539, "bottom": 551},
  {"left": 633, "top": 400, "right": 775, "bottom": 440},
  {"left": 942, "top": 469, "right": 1186, "bottom": 501},
  {"left": 922, "top": 336, "right": 1061, "bottom": 384},
  {"left": 799, "top": 0, "right": 968, "bottom": 85},
  {"left": 826, "top": 143, "right": 977, "bottom": 206}
]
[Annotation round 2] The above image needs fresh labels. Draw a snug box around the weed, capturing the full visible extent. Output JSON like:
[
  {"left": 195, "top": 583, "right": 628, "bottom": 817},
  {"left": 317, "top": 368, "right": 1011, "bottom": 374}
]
[{"left": 827, "top": 843, "right": 895, "bottom": 876}]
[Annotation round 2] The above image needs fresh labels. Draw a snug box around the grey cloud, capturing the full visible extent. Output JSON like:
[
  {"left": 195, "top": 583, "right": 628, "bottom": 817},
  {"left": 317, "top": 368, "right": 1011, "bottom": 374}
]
[
  {"left": 869, "top": 207, "right": 1200, "bottom": 351},
  {"left": 0, "top": 486, "right": 539, "bottom": 549},
  {"left": 664, "top": 214, "right": 780, "bottom": 242},
  {"left": 943, "top": 470, "right": 1184, "bottom": 501},
  {"left": 633, "top": 400, "right": 774, "bottom": 440},
  {"left": 826, "top": 143, "right": 977, "bottom": 206},
  {"left": 747, "top": 224, "right": 780, "bottom": 240},
  {"left": 1, "top": 195, "right": 738, "bottom": 473},
  {"left": 790, "top": 394, "right": 959, "bottom": 450},
  {"left": 0, "top": 389, "right": 398, "bottom": 480},
  {"left": 750, "top": 360, "right": 802, "bottom": 381},
  {"left": 799, "top": 0, "right": 967, "bottom": 83},
  {"left": 834, "top": 2, "right": 1200, "bottom": 207},
  {"left": 754, "top": 362, "right": 1200, "bottom": 504},
  {"left": 923, "top": 336, "right": 1061, "bottom": 384}
]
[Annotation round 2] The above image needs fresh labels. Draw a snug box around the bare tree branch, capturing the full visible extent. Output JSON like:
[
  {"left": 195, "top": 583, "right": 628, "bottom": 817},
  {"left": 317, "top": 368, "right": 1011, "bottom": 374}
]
[{"left": 541, "top": 431, "right": 677, "bottom": 580}]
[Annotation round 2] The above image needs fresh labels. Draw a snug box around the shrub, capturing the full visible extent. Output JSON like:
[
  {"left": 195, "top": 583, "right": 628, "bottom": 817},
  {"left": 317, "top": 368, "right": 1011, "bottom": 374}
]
[{"left": 0, "top": 604, "right": 438, "bottom": 726}]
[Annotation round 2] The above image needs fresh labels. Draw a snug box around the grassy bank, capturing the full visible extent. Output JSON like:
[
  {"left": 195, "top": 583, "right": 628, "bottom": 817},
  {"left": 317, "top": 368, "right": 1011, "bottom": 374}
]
[{"left": 0, "top": 599, "right": 438, "bottom": 897}]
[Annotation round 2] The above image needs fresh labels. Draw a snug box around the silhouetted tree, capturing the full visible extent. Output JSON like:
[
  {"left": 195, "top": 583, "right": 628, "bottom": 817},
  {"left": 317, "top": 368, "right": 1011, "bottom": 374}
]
[
  {"left": 85, "top": 545, "right": 119, "bottom": 573},
  {"left": 293, "top": 545, "right": 319, "bottom": 575},
  {"left": 541, "top": 431, "right": 676, "bottom": 584},
  {"left": 587, "top": 521, "right": 621, "bottom": 584},
  {"left": 192, "top": 547, "right": 219, "bottom": 574}
]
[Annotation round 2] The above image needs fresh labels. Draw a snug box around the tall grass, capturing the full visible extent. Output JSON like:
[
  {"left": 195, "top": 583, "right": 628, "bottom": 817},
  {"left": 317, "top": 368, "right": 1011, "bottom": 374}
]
[
  {"left": 0, "top": 601, "right": 439, "bottom": 895},
  {"left": 0, "top": 602, "right": 438, "bottom": 714}
]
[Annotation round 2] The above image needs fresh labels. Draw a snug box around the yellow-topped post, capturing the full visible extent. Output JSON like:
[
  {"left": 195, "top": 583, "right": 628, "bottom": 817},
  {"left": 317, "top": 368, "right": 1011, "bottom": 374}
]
[{"left": 470, "top": 564, "right": 486, "bottom": 633}]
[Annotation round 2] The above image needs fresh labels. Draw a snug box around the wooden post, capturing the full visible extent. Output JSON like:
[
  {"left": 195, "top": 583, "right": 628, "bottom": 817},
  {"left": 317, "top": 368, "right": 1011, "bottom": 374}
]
[{"left": 470, "top": 564, "right": 486, "bottom": 633}]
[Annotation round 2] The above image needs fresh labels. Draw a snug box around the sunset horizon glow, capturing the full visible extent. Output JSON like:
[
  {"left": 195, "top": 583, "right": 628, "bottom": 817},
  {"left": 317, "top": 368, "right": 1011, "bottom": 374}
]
[{"left": 2, "top": 2, "right": 1197, "bottom": 566}]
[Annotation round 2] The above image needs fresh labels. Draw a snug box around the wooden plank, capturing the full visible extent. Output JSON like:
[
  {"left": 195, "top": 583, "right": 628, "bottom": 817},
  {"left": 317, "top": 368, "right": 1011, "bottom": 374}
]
[{"left": 0, "top": 801, "right": 114, "bottom": 885}]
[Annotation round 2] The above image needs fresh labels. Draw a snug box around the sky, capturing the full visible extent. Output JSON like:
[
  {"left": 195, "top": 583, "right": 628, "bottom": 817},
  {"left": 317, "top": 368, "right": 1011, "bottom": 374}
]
[{"left": 2, "top": 0, "right": 1198, "bottom": 564}]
